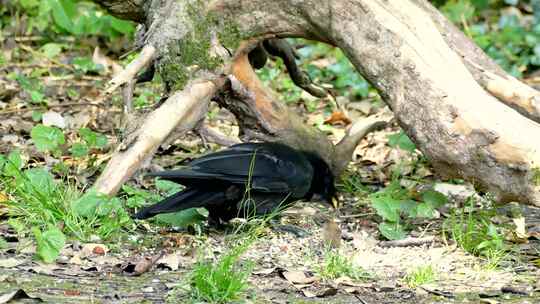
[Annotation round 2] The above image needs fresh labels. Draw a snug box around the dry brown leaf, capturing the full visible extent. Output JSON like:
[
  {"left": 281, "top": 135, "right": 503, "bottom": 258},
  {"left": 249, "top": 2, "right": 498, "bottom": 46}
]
[
  {"left": 157, "top": 252, "right": 180, "bottom": 271},
  {"left": 282, "top": 270, "right": 319, "bottom": 284},
  {"left": 324, "top": 111, "right": 352, "bottom": 125},
  {"left": 252, "top": 267, "right": 277, "bottom": 275},
  {"left": 512, "top": 217, "right": 528, "bottom": 240}
]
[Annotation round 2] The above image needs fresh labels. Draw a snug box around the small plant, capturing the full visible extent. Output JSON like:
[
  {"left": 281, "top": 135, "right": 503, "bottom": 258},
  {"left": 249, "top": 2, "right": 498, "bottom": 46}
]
[
  {"left": 443, "top": 198, "right": 508, "bottom": 268},
  {"left": 1, "top": 151, "right": 132, "bottom": 262},
  {"left": 403, "top": 265, "right": 436, "bottom": 288},
  {"left": 317, "top": 248, "right": 371, "bottom": 281},
  {"left": 188, "top": 240, "right": 254, "bottom": 303},
  {"left": 340, "top": 171, "right": 369, "bottom": 197},
  {"left": 388, "top": 130, "right": 416, "bottom": 153},
  {"left": 370, "top": 180, "right": 448, "bottom": 240}
]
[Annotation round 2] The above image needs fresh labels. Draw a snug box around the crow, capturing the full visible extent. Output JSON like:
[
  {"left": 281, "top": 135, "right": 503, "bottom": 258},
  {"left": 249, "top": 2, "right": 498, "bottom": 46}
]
[{"left": 133, "top": 142, "right": 338, "bottom": 223}]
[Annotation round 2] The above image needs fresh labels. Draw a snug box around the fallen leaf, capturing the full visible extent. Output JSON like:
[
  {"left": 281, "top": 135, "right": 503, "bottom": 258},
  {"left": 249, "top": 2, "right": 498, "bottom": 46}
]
[
  {"left": 80, "top": 243, "right": 108, "bottom": 258},
  {"left": 63, "top": 290, "right": 81, "bottom": 296},
  {"left": 92, "top": 246, "right": 106, "bottom": 255},
  {"left": 0, "top": 258, "right": 25, "bottom": 268},
  {"left": 157, "top": 252, "right": 180, "bottom": 271},
  {"left": 301, "top": 290, "right": 316, "bottom": 298},
  {"left": 252, "top": 267, "right": 277, "bottom": 275},
  {"left": 324, "top": 111, "right": 352, "bottom": 125},
  {"left": 42, "top": 111, "right": 66, "bottom": 129},
  {"left": 348, "top": 100, "right": 373, "bottom": 115},
  {"left": 512, "top": 217, "right": 528, "bottom": 240},
  {"left": 281, "top": 270, "right": 318, "bottom": 284}
]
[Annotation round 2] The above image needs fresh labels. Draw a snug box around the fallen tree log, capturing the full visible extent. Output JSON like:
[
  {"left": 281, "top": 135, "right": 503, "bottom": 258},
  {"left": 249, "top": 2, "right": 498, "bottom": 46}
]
[{"left": 91, "top": 0, "right": 540, "bottom": 206}]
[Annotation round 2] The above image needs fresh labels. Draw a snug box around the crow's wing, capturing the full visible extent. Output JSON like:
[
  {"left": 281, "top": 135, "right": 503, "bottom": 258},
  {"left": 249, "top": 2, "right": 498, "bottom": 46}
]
[{"left": 149, "top": 143, "right": 313, "bottom": 195}]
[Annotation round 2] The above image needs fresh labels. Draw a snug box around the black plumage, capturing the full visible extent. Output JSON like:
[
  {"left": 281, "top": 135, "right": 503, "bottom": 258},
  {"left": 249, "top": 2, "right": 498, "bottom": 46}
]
[{"left": 133, "top": 142, "right": 337, "bottom": 223}]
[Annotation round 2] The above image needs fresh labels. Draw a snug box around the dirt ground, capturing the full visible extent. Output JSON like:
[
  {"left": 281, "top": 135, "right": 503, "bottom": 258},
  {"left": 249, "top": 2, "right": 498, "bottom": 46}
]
[{"left": 1, "top": 200, "right": 539, "bottom": 303}]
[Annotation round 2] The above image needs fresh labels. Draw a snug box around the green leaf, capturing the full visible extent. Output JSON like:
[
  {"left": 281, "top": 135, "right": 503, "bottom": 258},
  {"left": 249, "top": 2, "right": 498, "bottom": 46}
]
[
  {"left": 72, "top": 57, "right": 102, "bottom": 74},
  {"left": 32, "top": 111, "right": 43, "bottom": 122},
  {"left": 95, "top": 134, "right": 108, "bottom": 148},
  {"left": 70, "top": 142, "right": 89, "bottom": 157},
  {"left": 30, "top": 90, "right": 44, "bottom": 103},
  {"left": 3, "top": 150, "right": 23, "bottom": 177},
  {"left": 40, "top": 43, "right": 62, "bottom": 58},
  {"left": 371, "top": 197, "right": 401, "bottom": 222},
  {"left": 400, "top": 200, "right": 418, "bottom": 218},
  {"left": 49, "top": 0, "right": 75, "bottom": 33},
  {"left": 416, "top": 203, "right": 436, "bottom": 218},
  {"left": 72, "top": 190, "right": 106, "bottom": 217},
  {"left": 378, "top": 222, "right": 406, "bottom": 240},
  {"left": 79, "top": 128, "right": 107, "bottom": 148},
  {"left": 421, "top": 190, "right": 448, "bottom": 208},
  {"left": 155, "top": 208, "right": 209, "bottom": 227},
  {"left": 155, "top": 179, "right": 183, "bottom": 195},
  {"left": 387, "top": 131, "right": 416, "bottom": 153},
  {"left": 33, "top": 226, "right": 66, "bottom": 263},
  {"left": 25, "top": 168, "right": 55, "bottom": 194},
  {"left": 110, "top": 18, "right": 134, "bottom": 34},
  {"left": 31, "top": 125, "right": 65, "bottom": 152}
]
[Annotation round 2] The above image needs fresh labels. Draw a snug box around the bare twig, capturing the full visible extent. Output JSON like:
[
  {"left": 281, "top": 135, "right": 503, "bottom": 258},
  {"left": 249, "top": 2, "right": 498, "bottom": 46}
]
[{"left": 379, "top": 236, "right": 435, "bottom": 248}]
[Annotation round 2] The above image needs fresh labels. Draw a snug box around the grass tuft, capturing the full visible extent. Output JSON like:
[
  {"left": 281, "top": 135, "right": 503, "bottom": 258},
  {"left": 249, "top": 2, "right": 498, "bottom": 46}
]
[
  {"left": 403, "top": 265, "right": 436, "bottom": 288},
  {"left": 317, "top": 248, "right": 371, "bottom": 281}
]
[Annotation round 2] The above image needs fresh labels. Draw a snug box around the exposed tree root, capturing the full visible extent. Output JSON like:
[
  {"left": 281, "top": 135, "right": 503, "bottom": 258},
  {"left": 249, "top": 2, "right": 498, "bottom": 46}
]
[
  {"left": 196, "top": 124, "right": 241, "bottom": 147},
  {"left": 105, "top": 44, "right": 156, "bottom": 95}
]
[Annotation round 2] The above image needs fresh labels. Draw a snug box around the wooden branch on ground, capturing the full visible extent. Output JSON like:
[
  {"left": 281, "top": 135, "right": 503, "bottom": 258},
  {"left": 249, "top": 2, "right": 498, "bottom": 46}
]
[
  {"left": 106, "top": 45, "right": 156, "bottom": 95},
  {"left": 93, "top": 78, "right": 223, "bottom": 196}
]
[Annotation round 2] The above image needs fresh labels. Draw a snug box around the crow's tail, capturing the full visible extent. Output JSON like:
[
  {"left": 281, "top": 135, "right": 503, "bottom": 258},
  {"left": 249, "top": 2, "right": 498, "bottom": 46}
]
[{"left": 133, "top": 188, "right": 224, "bottom": 219}]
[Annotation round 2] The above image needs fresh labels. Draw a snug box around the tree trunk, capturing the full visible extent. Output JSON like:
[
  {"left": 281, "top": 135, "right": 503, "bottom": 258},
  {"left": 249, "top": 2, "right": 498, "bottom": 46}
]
[{"left": 93, "top": 0, "right": 540, "bottom": 207}]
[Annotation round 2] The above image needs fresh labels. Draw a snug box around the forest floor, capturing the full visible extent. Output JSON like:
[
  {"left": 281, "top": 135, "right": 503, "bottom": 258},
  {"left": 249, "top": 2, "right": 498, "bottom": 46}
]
[{"left": 1, "top": 40, "right": 540, "bottom": 304}]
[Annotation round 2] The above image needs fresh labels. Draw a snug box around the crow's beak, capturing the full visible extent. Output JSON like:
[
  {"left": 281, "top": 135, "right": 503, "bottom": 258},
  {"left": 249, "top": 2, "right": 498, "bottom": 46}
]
[{"left": 332, "top": 196, "right": 339, "bottom": 209}]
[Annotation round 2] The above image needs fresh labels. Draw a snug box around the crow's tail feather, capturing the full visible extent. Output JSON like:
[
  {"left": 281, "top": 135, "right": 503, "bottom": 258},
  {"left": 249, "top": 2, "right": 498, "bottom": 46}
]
[{"left": 133, "top": 188, "right": 224, "bottom": 219}]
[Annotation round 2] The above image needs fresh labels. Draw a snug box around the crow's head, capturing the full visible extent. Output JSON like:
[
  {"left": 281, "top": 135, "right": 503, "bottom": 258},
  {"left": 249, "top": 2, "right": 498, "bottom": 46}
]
[{"left": 303, "top": 152, "right": 339, "bottom": 208}]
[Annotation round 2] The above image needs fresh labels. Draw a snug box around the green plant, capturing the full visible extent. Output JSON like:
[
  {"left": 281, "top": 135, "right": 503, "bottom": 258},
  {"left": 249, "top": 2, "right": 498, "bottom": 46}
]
[
  {"left": 13, "top": 73, "right": 46, "bottom": 104},
  {"left": 1, "top": 0, "right": 134, "bottom": 41},
  {"left": 403, "top": 265, "right": 436, "bottom": 288},
  {"left": 1, "top": 151, "right": 132, "bottom": 262},
  {"left": 188, "top": 240, "right": 254, "bottom": 303},
  {"left": 443, "top": 198, "right": 509, "bottom": 267},
  {"left": 388, "top": 130, "right": 416, "bottom": 153},
  {"left": 370, "top": 181, "right": 448, "bottom": 240},
  {"left": 30, "top": 124, "right": 65, "bottom": 155},
  {"left": 340, "top": 171, "right": 370, "bottom": 197},
  {"left": 439, "top": 0, "right": 540, "bottom": 78},
  {"left": 317, "top": 248, "right": 371, "bottom": 281}
]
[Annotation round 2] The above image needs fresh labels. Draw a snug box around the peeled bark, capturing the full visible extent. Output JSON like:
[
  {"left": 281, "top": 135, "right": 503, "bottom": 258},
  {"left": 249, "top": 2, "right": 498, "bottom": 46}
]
[{"left": 93, "top": 0, "right": 540, "bottom": 206}]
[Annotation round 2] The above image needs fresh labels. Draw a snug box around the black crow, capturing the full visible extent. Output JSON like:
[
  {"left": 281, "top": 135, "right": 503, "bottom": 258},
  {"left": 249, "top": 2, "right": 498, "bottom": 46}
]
[{"left": 133, "top": 142, "right": 338, "bottom": 223}]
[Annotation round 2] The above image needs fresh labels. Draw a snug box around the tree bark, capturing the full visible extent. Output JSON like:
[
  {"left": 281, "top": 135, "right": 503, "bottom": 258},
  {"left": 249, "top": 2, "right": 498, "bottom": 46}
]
[{"left": 93, "top": 0, "right": 540, "bottom": 206}]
